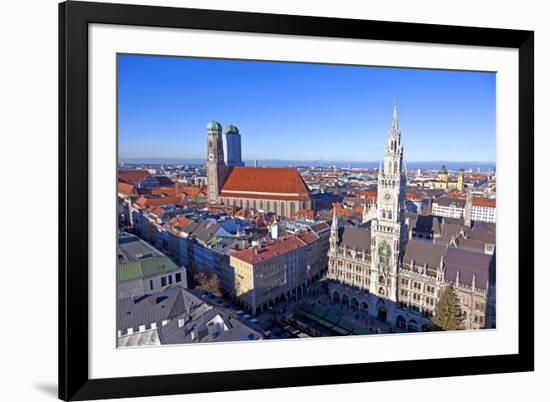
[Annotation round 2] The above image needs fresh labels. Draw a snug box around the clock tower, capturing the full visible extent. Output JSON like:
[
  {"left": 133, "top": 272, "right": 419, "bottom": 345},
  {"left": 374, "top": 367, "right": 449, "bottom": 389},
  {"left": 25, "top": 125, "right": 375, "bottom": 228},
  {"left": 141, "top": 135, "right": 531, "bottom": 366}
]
[
  {"left": 369, "top": 99, "right": 408, "bottom": 301},
  {"left": 206, "top": 120, "right": 227, "bottom": 204}
]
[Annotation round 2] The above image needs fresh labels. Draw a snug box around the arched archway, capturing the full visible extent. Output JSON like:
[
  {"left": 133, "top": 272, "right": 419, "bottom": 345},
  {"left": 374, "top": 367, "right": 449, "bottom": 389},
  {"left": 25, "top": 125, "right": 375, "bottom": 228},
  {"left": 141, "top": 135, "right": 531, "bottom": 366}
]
[
  {"left": 377, "top": 300, "right": 387, "bottom": 322},
  {"left": 407, "top": 320, "right": 419, "bottom": 332},
  {"left": 333, "top": 291, "right": 340, "bottom": 303},
  {"left": 342, "top": 294, "right": 350, "bottom": 306},
  {"left": 351, "top": 297, "right": 359, "bottom": 310},
  {"left": 361, "top": 301, "right": 369, "bottom": 312},
  {"left": 396, "top": 315, "right": 407, "bottom": 330}
]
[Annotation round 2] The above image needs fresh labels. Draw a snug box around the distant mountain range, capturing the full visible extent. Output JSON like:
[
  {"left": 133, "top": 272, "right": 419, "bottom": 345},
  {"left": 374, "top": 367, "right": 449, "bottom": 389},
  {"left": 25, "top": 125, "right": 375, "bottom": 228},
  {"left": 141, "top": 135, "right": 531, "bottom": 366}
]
[{"left": 119, "top": 159, "right": 496, "bottom": 172}]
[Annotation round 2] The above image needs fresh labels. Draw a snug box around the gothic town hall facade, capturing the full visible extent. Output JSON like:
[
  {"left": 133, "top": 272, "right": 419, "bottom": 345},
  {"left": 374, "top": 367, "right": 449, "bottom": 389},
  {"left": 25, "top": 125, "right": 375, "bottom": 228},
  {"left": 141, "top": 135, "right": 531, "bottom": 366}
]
[{"left": 327, "top": 101, "right": 496, "bottom": 332}]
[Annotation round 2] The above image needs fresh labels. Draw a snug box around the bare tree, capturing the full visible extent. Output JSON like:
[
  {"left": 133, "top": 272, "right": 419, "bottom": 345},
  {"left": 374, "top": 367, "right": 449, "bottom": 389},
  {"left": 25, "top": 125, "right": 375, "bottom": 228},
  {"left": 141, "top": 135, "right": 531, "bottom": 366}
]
[{"left": 194, "top": 272, "right": 224, "bottom": 297}]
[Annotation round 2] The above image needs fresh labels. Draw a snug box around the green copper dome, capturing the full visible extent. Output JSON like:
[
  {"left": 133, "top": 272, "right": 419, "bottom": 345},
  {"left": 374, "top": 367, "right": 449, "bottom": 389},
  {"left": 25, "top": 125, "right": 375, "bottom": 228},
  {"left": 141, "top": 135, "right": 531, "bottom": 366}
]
[
  {"left": 224, "top": 124, "right": 239, "bottom": 135},
  {"left": 206, "top": 120, "right": 222, "bottom": 131},
  {"left": 439, "top": 165, "right": 448, "bottom": 174}
]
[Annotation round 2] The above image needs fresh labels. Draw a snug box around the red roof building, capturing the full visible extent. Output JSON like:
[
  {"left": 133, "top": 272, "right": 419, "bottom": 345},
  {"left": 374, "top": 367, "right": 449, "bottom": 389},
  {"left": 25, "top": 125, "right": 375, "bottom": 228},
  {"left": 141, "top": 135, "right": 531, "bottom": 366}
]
[
  {"left": 217, "top": 167, "right": 312, "bottom": 217},
  {"left": 473, "top": 198, "right": 496, "bottom": 208},
  {"left": 220, "top": 167, "right": 310, "bottom": 201},
  {"left": 118, "top": 170, "right": 151, "bottom": 184}
]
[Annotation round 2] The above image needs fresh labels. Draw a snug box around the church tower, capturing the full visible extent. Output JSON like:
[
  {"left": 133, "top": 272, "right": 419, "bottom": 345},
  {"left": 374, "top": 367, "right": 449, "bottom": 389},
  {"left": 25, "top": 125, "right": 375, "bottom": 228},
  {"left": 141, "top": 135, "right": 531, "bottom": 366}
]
[
  {"left": 206, "top": 121, "right": 227, "bottom": 204},
  {"left": 370, "top": 99, "right": 408, "bottom": 301}
]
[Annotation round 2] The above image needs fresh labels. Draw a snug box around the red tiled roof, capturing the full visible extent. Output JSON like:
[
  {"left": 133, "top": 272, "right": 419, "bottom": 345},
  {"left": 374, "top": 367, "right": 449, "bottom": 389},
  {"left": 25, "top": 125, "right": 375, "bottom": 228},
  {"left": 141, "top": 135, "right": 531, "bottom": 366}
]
[
  {"left": 473, "top": 198, "right": 496, "bottom": 208},
  {"left": 230, "top": 234, "right": 307, "bottom": 265},
  {"left": 169, "top": 216, "right": 192, "bottom": 228},
  {"left": 221, "top": 167, "right": 310, "bottom": 198},
  {"left": 151, "top": 187, "right": 177, "bottom": 196},
  {"left": 148, "top": 207, "right": 166, "bottom": 217},
  {"left": 134, "top": 196, "right": 183, "bottom": 209},
  {"left": 179, "top": 186, "right": 207, "bottom": 198},
  {"left": 118, "top": 170, "right": 151, "bottom": 184},
  {"left": 296, "top": 230, "right": 320, "bottom": 244},
  {"left": 220, "top": 192, "right": 310, "bottom": 201},
  {"left": 332, "top": 203, "right": 362, "bottom": 216},
  {"left": 117, "top": 182, "right": 136, "bottom": 196}
]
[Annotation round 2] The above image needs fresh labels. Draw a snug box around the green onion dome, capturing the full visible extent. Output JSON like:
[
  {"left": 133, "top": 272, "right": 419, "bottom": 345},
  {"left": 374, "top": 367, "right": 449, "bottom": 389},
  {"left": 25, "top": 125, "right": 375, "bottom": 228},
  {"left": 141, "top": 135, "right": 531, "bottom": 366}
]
[
  {"left": 224, "top": 124, "right": 240, "bottom": 135},
  {"left": 206, "top": 120, "right": 222, "bottom": 131}
]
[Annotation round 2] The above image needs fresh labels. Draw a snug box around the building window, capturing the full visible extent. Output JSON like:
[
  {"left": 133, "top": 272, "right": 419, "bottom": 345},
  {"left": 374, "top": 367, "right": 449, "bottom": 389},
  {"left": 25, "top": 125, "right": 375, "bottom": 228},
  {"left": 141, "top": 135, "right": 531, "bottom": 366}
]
[
  {"left": 168, "top": 275, "right": 173, "bottom": 285},
  {"left": 161, "top": 276, "right": 167, "bottom": 287},
  {"left": 149, "top": 280, "right": 154, "bottom": 290},
  {"left": 175, "top": 273, "right": 182, "bottom": 283}
]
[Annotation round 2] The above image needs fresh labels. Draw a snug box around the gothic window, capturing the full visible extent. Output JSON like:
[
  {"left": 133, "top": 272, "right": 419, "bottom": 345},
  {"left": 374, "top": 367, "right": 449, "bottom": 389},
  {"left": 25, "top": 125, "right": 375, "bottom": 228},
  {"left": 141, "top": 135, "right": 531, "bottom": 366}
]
[
  {"left": 382, "top": 210, "right": 386, "bottom": 219},
  {"left": 259, "top": 200, "right": 263, "bottom": 210},
  {"left": 388, "top": 210, "right": 392, "bottom": 220},
  {"left": 281, "top": 202, "right": 285, "bottom": 216},
  {"left": 266, "top": 200, "right": 271, "bottom": 211},
  {"left": 394, "top": 161, "right": 398, "bottom": 174},
  {"left": 246, "top": 200, "right": 250, "bottom": 208},
  {"left": 253, "top": 200, "right": 257, "bottom": 210},
  {"left": 290, "top": 202, "right": 296, "bottom": 217}
]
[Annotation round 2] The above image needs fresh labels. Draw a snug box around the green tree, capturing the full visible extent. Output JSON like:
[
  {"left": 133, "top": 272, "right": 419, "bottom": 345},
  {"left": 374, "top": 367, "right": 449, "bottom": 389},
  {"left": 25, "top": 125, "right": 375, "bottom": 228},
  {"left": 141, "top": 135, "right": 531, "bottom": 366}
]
[{"left": 433, "top": 286, "right": 463, "bottom": 331}]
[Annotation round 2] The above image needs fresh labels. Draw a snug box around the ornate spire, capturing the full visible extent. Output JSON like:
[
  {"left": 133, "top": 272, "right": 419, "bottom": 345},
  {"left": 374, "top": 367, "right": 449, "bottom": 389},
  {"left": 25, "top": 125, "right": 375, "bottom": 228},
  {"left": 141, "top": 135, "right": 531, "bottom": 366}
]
[{"left": 392, "top": 97, "right": 399, "bottom": 131}]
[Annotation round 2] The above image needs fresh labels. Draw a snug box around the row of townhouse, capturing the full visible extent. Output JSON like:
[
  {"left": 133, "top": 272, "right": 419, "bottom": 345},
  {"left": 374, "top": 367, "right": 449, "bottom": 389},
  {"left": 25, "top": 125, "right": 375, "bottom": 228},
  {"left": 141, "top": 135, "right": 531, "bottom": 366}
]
[{"left": 127, "top": 196, "right": 330, "bottom": 313}]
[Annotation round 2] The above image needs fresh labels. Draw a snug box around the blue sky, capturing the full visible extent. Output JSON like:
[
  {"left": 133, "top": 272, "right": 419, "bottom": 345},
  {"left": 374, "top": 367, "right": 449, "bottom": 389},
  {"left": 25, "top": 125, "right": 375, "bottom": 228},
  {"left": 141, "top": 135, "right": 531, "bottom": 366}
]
[{"left": 118, "top": 54, "right": 496, "bottom": 162}]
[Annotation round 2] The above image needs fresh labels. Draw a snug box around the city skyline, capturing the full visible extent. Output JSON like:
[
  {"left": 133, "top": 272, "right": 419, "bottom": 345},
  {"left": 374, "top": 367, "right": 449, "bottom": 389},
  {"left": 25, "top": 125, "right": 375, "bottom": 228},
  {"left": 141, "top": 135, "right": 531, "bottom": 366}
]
[{"left": 118, "top": 54, "right": 496, "bottom": 162}]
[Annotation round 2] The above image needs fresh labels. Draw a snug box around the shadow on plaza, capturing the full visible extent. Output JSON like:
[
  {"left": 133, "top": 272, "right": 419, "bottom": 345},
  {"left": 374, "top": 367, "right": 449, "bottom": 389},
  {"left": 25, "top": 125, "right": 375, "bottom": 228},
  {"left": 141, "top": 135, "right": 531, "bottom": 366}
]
[{"left": 292, "top": 283, "right": 433, "bottom": 336}]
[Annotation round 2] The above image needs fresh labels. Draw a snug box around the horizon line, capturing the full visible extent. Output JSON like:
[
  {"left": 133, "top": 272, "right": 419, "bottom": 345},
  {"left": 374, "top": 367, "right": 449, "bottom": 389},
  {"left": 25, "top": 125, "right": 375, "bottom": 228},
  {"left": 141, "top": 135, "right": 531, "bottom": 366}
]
[{"left": 119, "top": 157, "right": 496, "bottom": 164}]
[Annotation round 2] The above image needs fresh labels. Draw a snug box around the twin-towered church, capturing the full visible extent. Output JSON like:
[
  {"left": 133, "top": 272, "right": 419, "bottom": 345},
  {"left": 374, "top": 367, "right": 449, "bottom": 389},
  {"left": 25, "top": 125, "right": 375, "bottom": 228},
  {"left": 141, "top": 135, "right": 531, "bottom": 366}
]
[
  {"left": 205, "top": 121, "right": 312, "bottom": 217},
  {"left": 205, "top": 102, "right": 494, "bottom": 331}
]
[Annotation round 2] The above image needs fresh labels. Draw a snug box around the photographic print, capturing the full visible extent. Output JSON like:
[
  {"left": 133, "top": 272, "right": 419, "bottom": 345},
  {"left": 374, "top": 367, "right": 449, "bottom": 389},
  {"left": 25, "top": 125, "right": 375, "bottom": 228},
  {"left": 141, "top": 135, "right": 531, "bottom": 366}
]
[{"left": 116, "top": 54, "right": 497, "bottom": 347}]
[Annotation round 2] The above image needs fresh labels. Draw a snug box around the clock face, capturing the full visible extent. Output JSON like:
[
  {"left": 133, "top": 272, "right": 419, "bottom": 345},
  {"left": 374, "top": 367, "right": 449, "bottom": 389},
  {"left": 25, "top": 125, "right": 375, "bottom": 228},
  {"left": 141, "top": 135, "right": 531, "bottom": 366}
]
[
  {"left": 209, "top": 154, "right": 214, "bottom": 161},
  {"left": 384, "top": 192, "right": 392, "bottom": 201}
]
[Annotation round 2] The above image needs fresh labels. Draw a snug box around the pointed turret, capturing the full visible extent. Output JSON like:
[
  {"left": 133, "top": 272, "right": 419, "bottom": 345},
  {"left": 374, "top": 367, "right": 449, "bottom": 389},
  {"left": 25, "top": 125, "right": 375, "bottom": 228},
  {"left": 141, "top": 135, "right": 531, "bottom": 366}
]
[
  {"left": 329, "top": 207, "right": 340, "bottom": 252},
  {"left": 392, "top": 97, "right": 399, "bottom": 131}
]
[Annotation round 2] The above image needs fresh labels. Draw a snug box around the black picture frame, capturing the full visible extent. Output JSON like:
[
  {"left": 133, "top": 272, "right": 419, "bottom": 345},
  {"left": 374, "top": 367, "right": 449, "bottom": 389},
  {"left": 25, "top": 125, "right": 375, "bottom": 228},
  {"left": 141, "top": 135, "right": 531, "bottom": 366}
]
[{"left": 59, "top": 1, "right": 534, "bottom": 400}]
